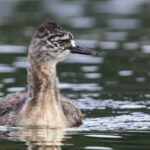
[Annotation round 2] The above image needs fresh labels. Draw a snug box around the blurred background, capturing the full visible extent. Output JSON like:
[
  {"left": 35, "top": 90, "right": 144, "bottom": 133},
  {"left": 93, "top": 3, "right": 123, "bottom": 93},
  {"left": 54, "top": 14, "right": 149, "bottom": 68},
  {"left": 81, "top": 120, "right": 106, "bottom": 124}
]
[{"left": 0, "top": 0, "right": 150, "bottom": 150}]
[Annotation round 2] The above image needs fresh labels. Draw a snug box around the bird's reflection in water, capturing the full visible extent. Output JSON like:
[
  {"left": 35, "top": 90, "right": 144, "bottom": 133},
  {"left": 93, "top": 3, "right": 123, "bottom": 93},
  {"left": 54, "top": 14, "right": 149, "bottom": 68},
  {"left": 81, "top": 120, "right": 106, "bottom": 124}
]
[
  {"left": 22, "top": 127, "right": 65, "bottom": 146},
  {"left": 1, "top": 127, "right": 66, "bottom": 150}
]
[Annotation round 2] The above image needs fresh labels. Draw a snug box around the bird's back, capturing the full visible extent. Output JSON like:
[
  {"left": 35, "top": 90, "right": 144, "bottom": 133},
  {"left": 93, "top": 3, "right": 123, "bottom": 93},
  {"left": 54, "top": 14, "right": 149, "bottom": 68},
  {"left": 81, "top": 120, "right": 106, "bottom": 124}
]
[{"left": 0, "top": 92, "right": 27, "bottom": 125}]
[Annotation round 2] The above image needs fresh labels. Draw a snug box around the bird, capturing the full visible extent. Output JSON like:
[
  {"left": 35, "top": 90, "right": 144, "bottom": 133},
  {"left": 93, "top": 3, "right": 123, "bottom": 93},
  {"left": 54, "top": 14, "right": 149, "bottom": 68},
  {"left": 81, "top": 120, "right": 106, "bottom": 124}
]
[{"left": 0, "top": 20, "right": 99, "bottom": 128}]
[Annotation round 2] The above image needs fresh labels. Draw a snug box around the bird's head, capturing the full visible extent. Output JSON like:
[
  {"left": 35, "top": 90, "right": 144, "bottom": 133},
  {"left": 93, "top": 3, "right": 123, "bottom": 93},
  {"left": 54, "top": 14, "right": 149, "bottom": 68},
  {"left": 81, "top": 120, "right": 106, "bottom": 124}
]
[{"left": 29, "top": 20, "right": 99, "bottom": 63}]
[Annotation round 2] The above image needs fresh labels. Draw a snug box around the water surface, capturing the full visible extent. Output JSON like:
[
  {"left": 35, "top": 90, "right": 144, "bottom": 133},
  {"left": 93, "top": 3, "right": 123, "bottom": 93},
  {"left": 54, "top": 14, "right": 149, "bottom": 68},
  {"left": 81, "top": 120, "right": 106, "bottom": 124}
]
[{"left": 0, "top": 0, "right": 150, "bottom": 149}]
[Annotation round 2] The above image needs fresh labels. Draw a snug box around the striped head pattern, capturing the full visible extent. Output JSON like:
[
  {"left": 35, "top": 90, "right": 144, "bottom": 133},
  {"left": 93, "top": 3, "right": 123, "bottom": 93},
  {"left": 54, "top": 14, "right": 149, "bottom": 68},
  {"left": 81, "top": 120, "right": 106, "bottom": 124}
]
[
  {"left": 30, "top": 20, "right": 76, "bottom": 62},
  {"left": 29, "top": 20, "right": 99, "bottom": 63}
]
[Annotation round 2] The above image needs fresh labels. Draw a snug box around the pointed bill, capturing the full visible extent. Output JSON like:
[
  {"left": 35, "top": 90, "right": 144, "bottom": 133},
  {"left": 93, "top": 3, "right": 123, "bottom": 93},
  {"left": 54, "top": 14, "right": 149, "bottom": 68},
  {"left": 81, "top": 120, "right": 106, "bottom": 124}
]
[{"left": 69, "top": 45, "right": 100, "bottom": 56}]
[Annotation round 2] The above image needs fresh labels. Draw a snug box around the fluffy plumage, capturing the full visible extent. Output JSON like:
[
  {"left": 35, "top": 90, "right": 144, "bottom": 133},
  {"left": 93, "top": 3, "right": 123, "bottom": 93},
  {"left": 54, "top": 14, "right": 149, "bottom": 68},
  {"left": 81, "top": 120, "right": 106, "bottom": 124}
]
[{"left": 0, "top": 20, "right": 83, "bottom": 127}]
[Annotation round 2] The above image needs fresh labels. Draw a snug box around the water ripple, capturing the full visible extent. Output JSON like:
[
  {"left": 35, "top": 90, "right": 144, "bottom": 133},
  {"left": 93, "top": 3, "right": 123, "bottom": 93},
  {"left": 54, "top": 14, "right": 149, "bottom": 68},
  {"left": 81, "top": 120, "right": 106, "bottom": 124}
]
[
  {"left": 85, "top": 146, "right": 112, "bottom": 150},
  {"left": 76, "top": 98, "right": 148, "bottom": 110},
  {"left": 59, "top": 83, "right": 102, "bottom": 91},
  {"left": 0, "top": 64, "right": 16, "bottom": 73},
  {"left": 81, "top": 112, "right": 150, "bottom": 130},
  {"left": 65, "top": 55, "right": 102, "bottom": 64},
  {"left": 0, "top": 45, "right": 26, "bottom": 54}
]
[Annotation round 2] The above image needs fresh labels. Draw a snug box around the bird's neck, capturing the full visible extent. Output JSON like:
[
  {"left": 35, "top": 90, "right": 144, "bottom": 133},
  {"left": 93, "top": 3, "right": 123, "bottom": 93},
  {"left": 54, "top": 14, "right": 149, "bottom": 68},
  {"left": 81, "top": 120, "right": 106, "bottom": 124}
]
[
  {"left": 27, "top": 58, "right": 59, "bottom": 103},
  {"left": 22, "top": 57, "right": 67, "bottom": 127}
]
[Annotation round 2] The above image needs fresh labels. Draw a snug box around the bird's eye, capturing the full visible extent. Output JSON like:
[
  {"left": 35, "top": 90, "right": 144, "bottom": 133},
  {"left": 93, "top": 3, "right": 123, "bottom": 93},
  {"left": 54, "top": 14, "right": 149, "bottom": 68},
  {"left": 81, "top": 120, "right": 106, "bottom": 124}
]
[
  {"left": 57, "top": 40, "right": 70, "bottom": 46},
  {"left": 58, "top": 40, "right": 63, "bottom": 45}
]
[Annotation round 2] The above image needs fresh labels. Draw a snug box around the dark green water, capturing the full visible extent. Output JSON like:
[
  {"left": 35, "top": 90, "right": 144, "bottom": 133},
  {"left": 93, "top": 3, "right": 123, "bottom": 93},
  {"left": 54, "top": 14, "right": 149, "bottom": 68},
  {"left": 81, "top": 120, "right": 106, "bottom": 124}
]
[{"left": 0, "top": 0, "right": 150, "bottom": 149}]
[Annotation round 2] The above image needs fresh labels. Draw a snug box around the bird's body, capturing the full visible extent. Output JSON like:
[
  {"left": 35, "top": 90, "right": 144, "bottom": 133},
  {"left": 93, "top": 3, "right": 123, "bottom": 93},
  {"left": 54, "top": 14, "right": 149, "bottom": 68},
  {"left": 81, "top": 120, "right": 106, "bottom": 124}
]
[
  {"left": 0, "top": 20, "right": 99, "bottom": 128},
  {"left": 0, "top": 92, "right": 82, "bottom": 127}
]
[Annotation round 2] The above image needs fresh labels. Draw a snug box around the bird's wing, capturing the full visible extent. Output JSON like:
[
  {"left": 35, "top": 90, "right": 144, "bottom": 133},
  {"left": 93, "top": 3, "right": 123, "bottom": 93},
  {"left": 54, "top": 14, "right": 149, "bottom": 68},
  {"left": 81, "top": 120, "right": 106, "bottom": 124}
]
[{"left": 0, "top": 92, "right": 27, "bottom": 116}]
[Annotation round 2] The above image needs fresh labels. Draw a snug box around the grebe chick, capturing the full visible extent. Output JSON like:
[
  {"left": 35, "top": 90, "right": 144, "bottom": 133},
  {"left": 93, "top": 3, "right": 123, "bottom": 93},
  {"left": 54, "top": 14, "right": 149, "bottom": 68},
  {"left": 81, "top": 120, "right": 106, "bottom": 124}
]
[{"left": 0, "top": 20, "right": 99, "bottom": 128}]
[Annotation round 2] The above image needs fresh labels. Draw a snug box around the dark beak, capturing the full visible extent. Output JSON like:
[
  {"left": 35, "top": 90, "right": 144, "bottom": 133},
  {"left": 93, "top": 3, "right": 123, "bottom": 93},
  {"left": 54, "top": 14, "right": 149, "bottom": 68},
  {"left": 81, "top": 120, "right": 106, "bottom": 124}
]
[{"left": 69, "top": 45, "right": 100, "bottom": 56}]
